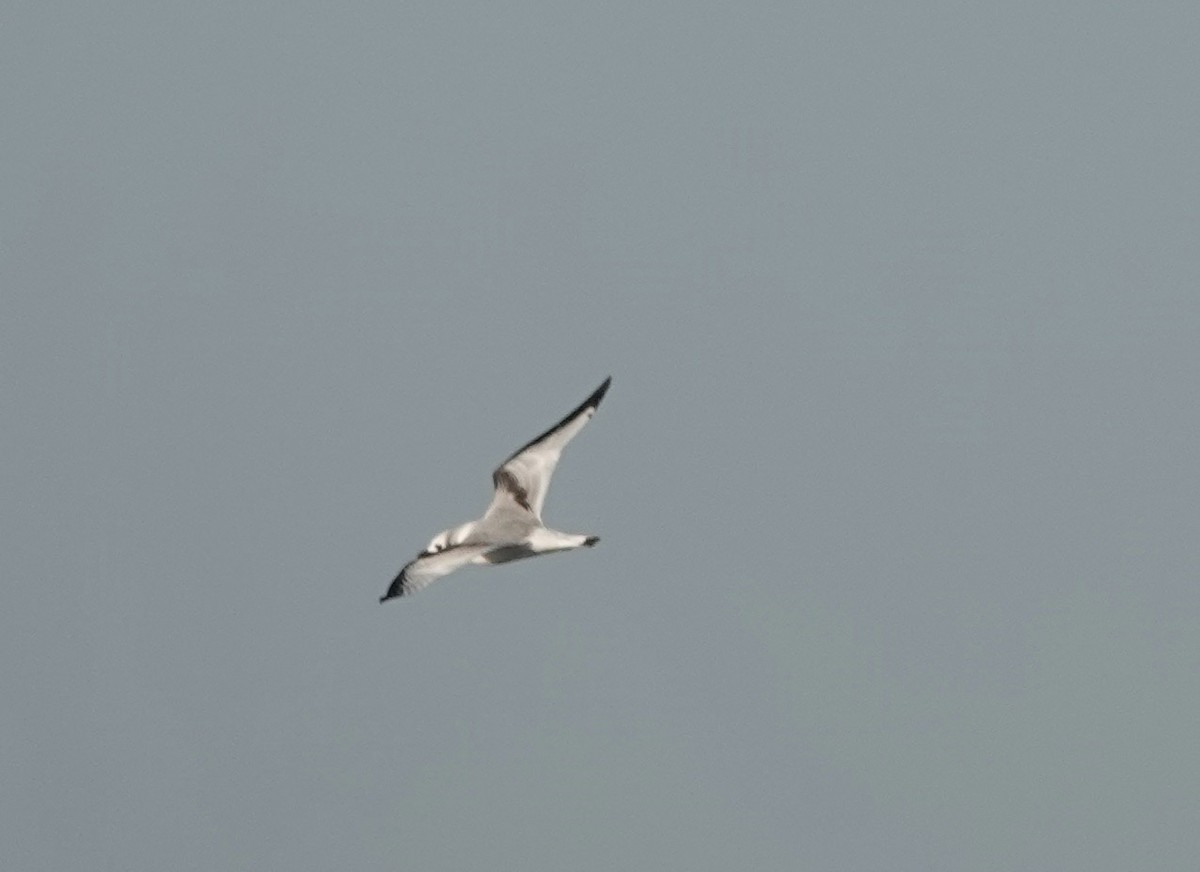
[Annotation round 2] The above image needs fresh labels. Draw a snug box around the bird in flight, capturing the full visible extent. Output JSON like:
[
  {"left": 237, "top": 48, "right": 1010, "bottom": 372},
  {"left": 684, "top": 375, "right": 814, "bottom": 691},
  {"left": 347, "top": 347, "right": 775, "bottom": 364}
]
[{"left": 380, "top": 377, "right": 612, "bottom": 602}]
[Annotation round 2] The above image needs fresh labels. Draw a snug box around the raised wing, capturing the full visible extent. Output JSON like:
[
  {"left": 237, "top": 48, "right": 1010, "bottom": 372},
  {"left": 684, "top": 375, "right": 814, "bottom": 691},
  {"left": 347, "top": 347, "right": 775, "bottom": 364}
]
[
  {"left": 486, "top": 377, "right": 611, "bottom": 521},
  {"left": 379, "top": 544, "right": 491, "bottom": 602}
]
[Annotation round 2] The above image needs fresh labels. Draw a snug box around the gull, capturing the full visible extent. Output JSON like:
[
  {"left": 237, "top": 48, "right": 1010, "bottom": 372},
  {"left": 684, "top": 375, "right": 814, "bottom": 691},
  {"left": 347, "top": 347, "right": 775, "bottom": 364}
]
[{"left": 380, "top": 377, "right": 611, "bottom": 602}]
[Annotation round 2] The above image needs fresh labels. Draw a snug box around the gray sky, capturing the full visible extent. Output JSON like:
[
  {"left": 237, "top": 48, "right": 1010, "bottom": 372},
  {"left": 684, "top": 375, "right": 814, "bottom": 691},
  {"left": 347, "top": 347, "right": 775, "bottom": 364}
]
[{"left": 4, "top": 2, "right": 1199, "bottom": 869}]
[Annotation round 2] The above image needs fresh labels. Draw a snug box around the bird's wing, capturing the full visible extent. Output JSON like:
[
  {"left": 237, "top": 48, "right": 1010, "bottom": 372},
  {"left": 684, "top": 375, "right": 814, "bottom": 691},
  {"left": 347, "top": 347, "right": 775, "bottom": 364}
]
[
  {"left": 484, "top": 377, "right": 611, "bottom": 521},
  {"left": 379, "top": 544, "right": 492, "bottom": 601}
]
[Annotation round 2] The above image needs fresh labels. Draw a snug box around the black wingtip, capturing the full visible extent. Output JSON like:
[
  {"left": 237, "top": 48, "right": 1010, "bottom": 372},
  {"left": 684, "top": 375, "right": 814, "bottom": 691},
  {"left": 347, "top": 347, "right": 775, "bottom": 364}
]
[
  {"left": 379, "top": 572, "right": 406, "bottom": 604},
  {"left": 502, "top": 376, "right": 614, "bottom": 463},
  {"left": 589, "top": 376, "right": 612, "bottom": 409}
]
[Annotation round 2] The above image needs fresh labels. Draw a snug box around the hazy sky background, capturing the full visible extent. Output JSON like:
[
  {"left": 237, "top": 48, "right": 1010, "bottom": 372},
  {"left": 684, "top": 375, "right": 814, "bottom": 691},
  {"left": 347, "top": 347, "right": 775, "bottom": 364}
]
[{"left": 4, "top": 2, "right": 1198, "bottom": 869}]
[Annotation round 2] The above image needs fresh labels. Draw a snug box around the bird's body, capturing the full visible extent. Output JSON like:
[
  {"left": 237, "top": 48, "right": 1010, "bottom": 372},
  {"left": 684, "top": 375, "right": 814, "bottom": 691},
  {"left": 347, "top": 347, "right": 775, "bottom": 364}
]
[{"left": 380, "top": 377, "right": 611, "bottom": 601}]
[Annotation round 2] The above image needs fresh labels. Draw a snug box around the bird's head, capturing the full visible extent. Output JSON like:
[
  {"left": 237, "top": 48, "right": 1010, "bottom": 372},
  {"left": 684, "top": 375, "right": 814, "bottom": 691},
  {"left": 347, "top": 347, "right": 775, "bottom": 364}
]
[
  {"left": 421, "top": 530, "right": 452, "bottom": 556},
  {"left": 420, "top": 522, "right": 475, "bottom": 556}
]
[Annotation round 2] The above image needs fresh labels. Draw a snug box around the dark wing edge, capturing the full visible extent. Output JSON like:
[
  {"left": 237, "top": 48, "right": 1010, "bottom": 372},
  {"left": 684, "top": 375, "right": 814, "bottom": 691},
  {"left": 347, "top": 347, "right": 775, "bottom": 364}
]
[
  {"left": 494, "top": 376, "right": 612, "bottom": 473},
  {"left": 378, "top": 544, "right": 490, "bottom": 603},
  {"left": 379, "top": 565, "right": 412, "bottom": 603},
  {"left": 379, "top": 555, "right": 431, "bottom": 603}
]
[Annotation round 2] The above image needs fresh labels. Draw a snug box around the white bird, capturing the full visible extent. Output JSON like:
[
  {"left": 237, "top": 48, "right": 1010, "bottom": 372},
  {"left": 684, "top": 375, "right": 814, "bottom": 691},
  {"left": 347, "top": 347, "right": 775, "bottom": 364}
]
[{"left": 380, "top": 377, "right": 611, "bottom": 602}]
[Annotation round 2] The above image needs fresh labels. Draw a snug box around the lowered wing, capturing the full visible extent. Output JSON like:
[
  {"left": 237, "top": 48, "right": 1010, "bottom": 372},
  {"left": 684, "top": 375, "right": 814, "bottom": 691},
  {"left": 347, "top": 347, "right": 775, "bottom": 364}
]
[{"left": 380, "top": 544, "right": 492, "bottom": 602}]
